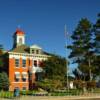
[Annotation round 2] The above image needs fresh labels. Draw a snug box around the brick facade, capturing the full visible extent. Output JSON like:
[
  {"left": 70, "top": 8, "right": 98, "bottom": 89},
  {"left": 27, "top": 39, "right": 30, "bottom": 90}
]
[{"left": 7, "top": 29, "right": 49, "bottom": 91}]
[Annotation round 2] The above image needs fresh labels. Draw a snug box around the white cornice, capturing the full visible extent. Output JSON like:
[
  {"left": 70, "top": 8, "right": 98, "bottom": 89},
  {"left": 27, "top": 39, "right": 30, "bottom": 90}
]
[{"left": 8, "top": 51, "right": 50, "bottom": 59}]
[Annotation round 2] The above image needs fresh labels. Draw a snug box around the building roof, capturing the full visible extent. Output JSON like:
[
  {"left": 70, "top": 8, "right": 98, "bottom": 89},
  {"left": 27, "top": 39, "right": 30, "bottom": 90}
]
[
  {"left": 11, "top": 45, "right": 29, "bottom": 53},
  {"left": 15, "top": 28, "right": 25, "bottom": 35},
  {"left": 30, "top": 44, "right": 42, "bottom": 49},
  {"left": 10, "top": 44, "right": 50, "bottom": 56}
]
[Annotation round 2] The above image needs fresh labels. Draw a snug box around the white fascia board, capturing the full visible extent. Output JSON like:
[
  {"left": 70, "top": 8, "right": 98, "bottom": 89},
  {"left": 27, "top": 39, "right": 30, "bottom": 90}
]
[{"left": 8, "top": 52, "right": 50, "bottom": 59}]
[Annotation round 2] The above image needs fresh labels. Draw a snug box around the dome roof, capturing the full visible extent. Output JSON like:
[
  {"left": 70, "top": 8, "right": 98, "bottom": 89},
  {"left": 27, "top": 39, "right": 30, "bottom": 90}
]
[{"left": 15, "top": 28, "right": 25, "bottom": 35}]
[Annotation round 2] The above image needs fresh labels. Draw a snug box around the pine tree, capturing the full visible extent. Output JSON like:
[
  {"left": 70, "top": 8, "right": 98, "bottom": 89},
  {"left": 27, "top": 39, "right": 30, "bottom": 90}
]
[
  {"left": 68, "top": 18, "right": 94, "bottom": 81},
  {"left": 94, "top": 13, "right": 100, "bottom": 54},
  {"left": 93, "top": 13, "right": 100, "bottom": 79}
]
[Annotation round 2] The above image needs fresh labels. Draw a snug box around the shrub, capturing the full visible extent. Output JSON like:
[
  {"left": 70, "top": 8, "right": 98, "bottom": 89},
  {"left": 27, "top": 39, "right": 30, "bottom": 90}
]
[
  {"left": 0, "top": 91, "right": 13, "bottom": 98},
  {"left": 87, "top": 81, "right": 96, "bottom": 89}
]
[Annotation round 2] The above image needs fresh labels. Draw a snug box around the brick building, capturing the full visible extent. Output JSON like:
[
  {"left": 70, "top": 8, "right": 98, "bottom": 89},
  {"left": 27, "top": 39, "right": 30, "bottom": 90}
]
[{"left": 7, "top": 29, "right": 49, "bottom": 91}]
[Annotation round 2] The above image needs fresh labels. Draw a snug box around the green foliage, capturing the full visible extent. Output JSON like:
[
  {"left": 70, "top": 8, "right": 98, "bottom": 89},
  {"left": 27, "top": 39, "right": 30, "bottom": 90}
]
[
  {"left": 68, "top": 18, "right": 93, "bottom": 63},
  {"left": 50, "top": 89, "right": 82, "bottom": 96},
  {"left": 73, "top": 68, "right": 82, "bottom": 80},
  {"left": 0, "top": 91, "right": 13, "bottom": 98},
  {"left": 37, "top": 78, "right": 64, "bottom": 92},
  {"left": 87, "top": 81, "right": 96, "bottom": 89},
  {"left": 0, "top": 59, "right": 3, "bottom": 68},
  {"left": 36, "top": 79, "right": 54, "bottom": 91},
  {"left": 94, "top": 13, "right": 100, "bottom": 54},
  {"left": 73, "top": 80, "right": 96, "bottom": 90},
  {"left": 0, "top": 44, "right": 4, "bottom": 69},
  {"left": 0, "top": 44, "right": 3, "bottom": 55},
  {"left": 20, "top": 90, "right": 48, "bottom": 96},
  {"left": 37, "top": 54, "right": 67, "bottom": 91},
  {"left": 0, "top": 72, "right": 9, "bottom": 91},
  {"left": 92, "top": 55, "right": 100, "bottom": 76},
  {"left": 74, "top": 80, "right": 86, "bottom": 89},
  {"left": 68, "top": 18, "right": 95, "bottom": 81},
  {"left": 43, "top": 54, "right": 67, "bottom": 80}
]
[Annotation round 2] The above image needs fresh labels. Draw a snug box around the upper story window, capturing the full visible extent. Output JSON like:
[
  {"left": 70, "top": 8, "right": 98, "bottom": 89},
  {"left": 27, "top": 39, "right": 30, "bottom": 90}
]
[
  {"left": 36, "top": 50, "right": 39, "bottom": 54},
  {"left": 22, "top": 59, "right": 26, "bottom": 68},
  {"left": 31, "top": 49, "right": 39, "bottom": 54},
  {"left": 32, "top": 50, "right": 34, "bottom": 54},
  {"left": 15, "top": 59, "right": 19, "bottom": 67}
]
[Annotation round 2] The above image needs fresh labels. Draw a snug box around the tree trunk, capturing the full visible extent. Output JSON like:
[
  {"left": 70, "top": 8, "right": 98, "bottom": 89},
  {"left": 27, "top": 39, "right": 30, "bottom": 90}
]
[{"left": 88, "top": 59, "right": 92, "bottom": 81}]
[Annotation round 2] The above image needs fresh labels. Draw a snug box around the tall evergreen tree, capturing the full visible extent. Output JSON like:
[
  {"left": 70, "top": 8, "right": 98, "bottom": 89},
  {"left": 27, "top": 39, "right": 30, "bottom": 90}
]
[
  {"left": 93, "top": 13, "right": 100, "bottom": 79},
  {"left": 68, "top": 18, "right": 94, "bottom": 81},
  {"left": 94, "top": 13, "right": 100, "bottom": 54}
]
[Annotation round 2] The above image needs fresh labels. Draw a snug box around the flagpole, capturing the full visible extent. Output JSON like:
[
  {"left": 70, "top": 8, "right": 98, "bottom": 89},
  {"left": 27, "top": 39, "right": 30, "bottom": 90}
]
[{"left": 64, "top": 24, "right": 69, "bottom": 92}]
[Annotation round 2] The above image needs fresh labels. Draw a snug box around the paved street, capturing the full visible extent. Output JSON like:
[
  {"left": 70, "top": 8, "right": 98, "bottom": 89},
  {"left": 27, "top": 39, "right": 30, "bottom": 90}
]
[{"left": 1, "top": 95, "right": 100, "bottom": 100}]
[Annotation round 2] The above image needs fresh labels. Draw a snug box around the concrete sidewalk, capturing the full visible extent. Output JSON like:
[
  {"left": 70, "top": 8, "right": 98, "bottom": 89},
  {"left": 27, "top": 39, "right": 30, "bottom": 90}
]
[
  {"left": 20, "top": 95, "right": 100, "bottom": 100},
  {"left": 1, "top": 95, "right": 100, "bottom": 100}
]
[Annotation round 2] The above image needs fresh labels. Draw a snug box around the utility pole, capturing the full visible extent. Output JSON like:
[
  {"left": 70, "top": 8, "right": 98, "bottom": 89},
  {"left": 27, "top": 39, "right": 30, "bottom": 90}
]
[{"left": 64, "top": 24, "right": 69, "bottom": 91}]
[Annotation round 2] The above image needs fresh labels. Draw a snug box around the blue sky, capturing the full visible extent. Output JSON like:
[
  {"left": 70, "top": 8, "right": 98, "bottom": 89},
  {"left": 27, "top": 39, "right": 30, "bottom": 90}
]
[{"left": 0, "top": 0, "right": 100, "bottom": 71}]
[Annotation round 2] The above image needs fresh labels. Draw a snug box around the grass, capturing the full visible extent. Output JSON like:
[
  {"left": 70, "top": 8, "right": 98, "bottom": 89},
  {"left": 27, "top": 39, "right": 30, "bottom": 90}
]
[
  {"left": 50, "top": 89, "right": 83, "bottom": 96},
  {"left": 0, "top": 91, "right": 14, "bottom": 98},
  {"left": 0, "top": 88, "right": 100, "bottom": 98}
]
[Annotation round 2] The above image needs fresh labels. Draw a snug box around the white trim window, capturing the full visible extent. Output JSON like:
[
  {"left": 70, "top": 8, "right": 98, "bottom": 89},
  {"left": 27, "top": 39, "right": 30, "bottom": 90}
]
[
  {"left": 22, "top": 59, "right": 26, "bottom": 68},
  {"left": 22, "top": 72, "right": 28, "bottom": 82},
  {"left": 15, "top": 59, "right": 19, "bottom": 67},
  {"left": 22, "top": 87, "right": 27, "bottom": 90},
  {"left": 15, "top": 72, "right": 21, "bottom": 82},
  {"left": 34, "top": 60, "right": 37, "bottom": 67}
]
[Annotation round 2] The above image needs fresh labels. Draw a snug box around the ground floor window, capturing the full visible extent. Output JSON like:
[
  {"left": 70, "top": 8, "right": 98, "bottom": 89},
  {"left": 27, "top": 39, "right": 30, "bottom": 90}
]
[
  {"left": 35, "top": 72, "right": 44, "bottom": 81},
  {"left": 15, "top": 78, "right": 20, "bottom": 82},
  {"left": 14, "top": 87, "right": 19, "bottom": 90},
  {"left": 22, "top": 78, "right": 27, "bottom": 82},
  {"left": 15, "top": 72, "right": 21, "bottom": 82},
  {"left": 22, "top": 72, "right": 28, "bottom": 82},
  {"left": 34, "top": 60, "right": 37, "bottom": 66},
  {"left": 22, "top": 87, "right": 27, "bottom": 90}
]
